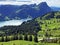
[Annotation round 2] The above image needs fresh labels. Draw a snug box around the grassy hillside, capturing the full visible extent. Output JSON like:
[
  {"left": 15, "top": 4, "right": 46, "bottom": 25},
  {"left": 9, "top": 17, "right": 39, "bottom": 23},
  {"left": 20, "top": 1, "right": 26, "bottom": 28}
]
[
  {"left": 0, "top": 11, "right": 60, "bottom": 45},
  {"left": 0, "top": 40, "right": 59, "bottom": 45},
  {"left": 35, "top": 11, "right": 60, "bottom": 37}
]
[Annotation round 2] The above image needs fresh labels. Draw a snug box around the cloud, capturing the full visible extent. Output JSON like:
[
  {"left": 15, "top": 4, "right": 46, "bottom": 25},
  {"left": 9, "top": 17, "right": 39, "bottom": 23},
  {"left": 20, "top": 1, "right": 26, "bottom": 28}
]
[
  {"left": 36, "top": 0, "right": 60, "bottom": 7},
  {"left": 46, "top": 0, "right": 60, "bottom": 7},
  {"left": 0, "top": 0, "right": 31, "bottom": 1},
  {"left": 0, "top": 0, "right": 6, "bottom": 1},
  {"left": 0, "top": 1, "right": 33, "bottom": 5},
  {"left": 0, "top": 0, "right": 60, "bottom": 7}
]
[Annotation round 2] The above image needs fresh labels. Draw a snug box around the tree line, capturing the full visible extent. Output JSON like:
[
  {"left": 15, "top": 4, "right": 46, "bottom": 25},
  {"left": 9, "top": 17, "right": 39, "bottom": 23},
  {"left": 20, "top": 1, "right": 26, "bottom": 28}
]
[
  {"left": 0, "top": 20, "right": 41, "bottom": 36},
  {"left": 0, "top": 34, "right": 38, "bottom": 43}
]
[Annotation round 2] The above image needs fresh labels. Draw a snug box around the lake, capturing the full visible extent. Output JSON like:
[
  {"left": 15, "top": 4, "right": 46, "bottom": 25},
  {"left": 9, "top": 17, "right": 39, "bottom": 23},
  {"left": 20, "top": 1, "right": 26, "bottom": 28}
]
[{"left": 0, "top": 18, "right": 32, "bottom": 27}]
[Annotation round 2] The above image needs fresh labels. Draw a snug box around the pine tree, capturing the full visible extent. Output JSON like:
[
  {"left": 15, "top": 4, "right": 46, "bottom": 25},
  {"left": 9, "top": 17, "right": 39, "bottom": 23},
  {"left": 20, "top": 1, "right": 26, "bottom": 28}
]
[
  {"left": 34, "top": 35, "right": 38, "bottom": 42},
  {"left": 13, "top": 34, "right": 18, "bottom": 40},
  {"left": 5, "top": 35, "right": 10, "bottom": 42},
  {"left": 1, "top": 35, "right": 4, "bottom": 42},
  {"left": 5, "top": 35, "right": 8, "bottom": 42},
  {"left": 19, "top": 34, "right": 23, "bottom": 40},
  {"left": 24, "top": 34, "right": 28, "bottom": 41},
  {"left": 29, "top": 35, "right": 32, "bottom": 41},
  {"left": 15, "top": 35, "right": 18, "bottom": 40}
]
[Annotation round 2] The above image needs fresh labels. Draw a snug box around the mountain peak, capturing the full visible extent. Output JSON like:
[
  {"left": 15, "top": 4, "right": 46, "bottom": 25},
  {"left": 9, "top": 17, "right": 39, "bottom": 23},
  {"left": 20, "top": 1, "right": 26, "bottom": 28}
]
[
  {"left": 40, "top": 2, "right": 47, "bottom": 5},
  {"left": 0, "top": 2, "right": 52, "bottom": 21},
  {"left": 38, "top": 2, "right": 48, "bottom": 7}
]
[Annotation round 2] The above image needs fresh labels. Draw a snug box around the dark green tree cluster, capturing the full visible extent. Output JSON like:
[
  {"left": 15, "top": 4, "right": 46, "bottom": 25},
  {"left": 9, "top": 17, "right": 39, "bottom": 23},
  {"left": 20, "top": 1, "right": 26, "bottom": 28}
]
[
  {"left": 0, "top": 20, "right": 41, "bottom": 35},
  {"left": 0, "top": 34, "right": 38, "bottom": 42},
  {"left": 0, "top": 35, "right": 10, "bottom": 42}
]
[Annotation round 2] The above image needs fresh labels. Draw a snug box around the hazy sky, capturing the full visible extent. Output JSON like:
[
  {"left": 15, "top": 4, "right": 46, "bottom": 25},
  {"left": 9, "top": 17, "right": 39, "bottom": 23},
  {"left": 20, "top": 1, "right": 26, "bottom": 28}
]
[{"left": 0, "top": 0, "right": 60, "bottom": 7}]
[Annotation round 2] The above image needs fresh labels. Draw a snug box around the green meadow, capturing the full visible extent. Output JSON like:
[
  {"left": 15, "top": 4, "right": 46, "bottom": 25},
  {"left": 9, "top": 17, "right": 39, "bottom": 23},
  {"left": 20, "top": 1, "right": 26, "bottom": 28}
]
[{"left": 0, "top": 40, "right": 60, "bottom": 45}]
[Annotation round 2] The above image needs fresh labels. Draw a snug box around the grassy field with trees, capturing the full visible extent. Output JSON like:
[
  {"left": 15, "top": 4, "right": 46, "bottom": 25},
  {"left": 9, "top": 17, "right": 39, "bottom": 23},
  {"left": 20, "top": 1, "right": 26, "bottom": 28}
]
[{"left": 0, "top": 11, "right": 60, "bottom": 45}]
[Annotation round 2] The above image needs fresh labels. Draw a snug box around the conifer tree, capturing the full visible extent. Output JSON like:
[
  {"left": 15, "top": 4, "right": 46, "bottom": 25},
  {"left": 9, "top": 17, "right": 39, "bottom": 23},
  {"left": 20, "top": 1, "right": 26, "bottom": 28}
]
[
  {"left": 19, "top": 34, "right": 23, "bottom": 40},
  {"left": 24, "top": 34, "right": 28, "bottom": 41},
  {"left": 5, "top": 35, "right": 8, "bottom": 42},
  {"left": 1, "top": 35, "right": 4, "bottom": 42},
  {"left": 29, "top": 35, "right": 32, "bottom": 41},
  {"left": 34, "top": 35, "right": 38, "bottom": 42}
]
